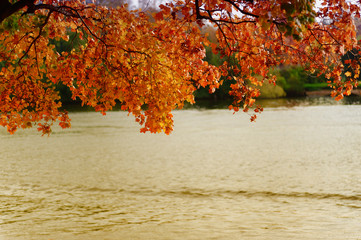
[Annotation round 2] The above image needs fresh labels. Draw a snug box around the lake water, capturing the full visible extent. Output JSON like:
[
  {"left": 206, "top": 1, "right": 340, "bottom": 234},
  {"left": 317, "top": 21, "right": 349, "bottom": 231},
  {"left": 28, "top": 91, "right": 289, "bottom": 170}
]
[{"left": 1, "top": 97, "right": 361, "bottom": 240}]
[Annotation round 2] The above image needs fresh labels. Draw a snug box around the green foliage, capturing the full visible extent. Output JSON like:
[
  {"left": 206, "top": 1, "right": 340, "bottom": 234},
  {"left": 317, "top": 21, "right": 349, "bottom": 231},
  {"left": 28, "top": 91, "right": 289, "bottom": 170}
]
[
  {"left": 277, "top": 66, "right": 306, "bottom": 96},
  {"left": 258, "top": 82, "right": 286, "bottom": 98},
  {"left": 0, "top": 13, "right": 21, "bottom": 33},
  {"left": 203, "top": 45, "right": 222, "bottom": 66},
  {"left": 198, "top": 40, "right": 332, "bottom": 100},
  {"left": 271, "top": 66, "right": 332, "bottom": 96},
  {"left": 0, "top": 59, "right": 5, "bottom": 71},
  {"left": 304, "top": 82, "right": 329, "bottom": 91},
  {"left": 198, "top": 48, "right": 324, "bottom": 99},
  {"left": 49, "top": 29, "right": 88, "bottom": 54}
]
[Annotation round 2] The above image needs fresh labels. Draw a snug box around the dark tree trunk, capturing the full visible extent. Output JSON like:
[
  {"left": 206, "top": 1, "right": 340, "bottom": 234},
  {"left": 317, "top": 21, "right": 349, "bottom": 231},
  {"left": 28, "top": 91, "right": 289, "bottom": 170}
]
[{"left": 0, "top": 0, "right": 35, "bottom": 23}]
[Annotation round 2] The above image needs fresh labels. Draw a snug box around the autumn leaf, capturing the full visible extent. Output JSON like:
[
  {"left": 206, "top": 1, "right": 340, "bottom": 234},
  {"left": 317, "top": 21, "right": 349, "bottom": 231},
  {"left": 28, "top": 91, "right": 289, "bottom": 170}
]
[
  {"left": 154, "top": 12, "right": 163, "bottom": 21},
  {"left": 335, "top": 94, "right": 344, "bottom": 101},
  {"left": 0, "top": 0, "right": 359, "bottom": 134}
]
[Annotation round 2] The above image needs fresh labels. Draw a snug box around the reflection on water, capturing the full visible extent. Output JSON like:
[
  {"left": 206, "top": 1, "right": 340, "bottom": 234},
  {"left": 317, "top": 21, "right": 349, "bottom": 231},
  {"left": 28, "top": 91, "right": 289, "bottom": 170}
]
[
  {"left": 1, "top": 97, "right": 361, "bottom": 240},
  {"left": 192, "top": 96, "right": 361, "bottom": 109}
]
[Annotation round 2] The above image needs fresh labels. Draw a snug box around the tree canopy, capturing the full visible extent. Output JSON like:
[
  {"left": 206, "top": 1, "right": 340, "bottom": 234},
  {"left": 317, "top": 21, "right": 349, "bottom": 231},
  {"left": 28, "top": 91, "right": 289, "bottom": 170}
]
[{"left": 0, "top": 0, "right": 360, "bottom": 135}]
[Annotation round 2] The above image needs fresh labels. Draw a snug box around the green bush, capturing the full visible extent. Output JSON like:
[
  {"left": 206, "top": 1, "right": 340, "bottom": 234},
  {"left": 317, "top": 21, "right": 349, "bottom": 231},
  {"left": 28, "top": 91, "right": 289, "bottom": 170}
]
[
  {"left": 277, "top": 66, "right": 307, "bottom": 96},
  {"left": 258, "top": 82, "right": 286, "bottom": 98}
]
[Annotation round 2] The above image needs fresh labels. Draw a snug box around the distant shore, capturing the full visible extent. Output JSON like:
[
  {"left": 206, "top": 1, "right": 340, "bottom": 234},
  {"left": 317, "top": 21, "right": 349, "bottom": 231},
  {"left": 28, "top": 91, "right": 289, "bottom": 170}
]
[{"left": 306, "top": 89, "right": 361, "bottom": 97}]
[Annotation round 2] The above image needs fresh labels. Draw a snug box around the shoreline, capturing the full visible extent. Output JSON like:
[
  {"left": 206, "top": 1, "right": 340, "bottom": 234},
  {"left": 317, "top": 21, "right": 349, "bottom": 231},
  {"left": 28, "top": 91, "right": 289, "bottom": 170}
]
[{"left": 306, "top": 89, "right": 361, "bottom": 97}]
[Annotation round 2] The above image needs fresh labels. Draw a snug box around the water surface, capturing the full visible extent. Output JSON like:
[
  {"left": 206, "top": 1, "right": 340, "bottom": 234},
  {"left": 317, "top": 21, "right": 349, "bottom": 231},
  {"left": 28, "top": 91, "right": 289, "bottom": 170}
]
[{"left": 1, "top": 98, "right": 361, "bottom": 239}]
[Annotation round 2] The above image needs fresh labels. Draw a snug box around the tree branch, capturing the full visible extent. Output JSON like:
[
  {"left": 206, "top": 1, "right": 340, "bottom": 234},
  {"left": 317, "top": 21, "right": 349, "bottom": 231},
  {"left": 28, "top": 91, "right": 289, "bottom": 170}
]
[
  {"left": 0, "top": 0, "right": 35, "bottom": 23},
  {"left": 194, "top": 0, "right": 256, "bottom": 25},
  {"left": 223, "top": 0, "right": 259, "bottom": 19},
  {"left": 18, "top": 10, "right": 52, "bottom": 65}
]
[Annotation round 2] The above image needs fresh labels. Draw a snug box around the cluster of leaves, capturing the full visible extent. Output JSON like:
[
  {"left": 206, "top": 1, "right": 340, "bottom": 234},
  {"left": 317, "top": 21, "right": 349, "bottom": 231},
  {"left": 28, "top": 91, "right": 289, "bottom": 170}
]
[
  {"left": 163, "top": 0, "right": 360, "bottom": 119},
  {"left": 1, "top": 0, "right": 361, "bottom": 134},
  {"left": 0, "top": 0, "right": 219, "bottom": 134}
]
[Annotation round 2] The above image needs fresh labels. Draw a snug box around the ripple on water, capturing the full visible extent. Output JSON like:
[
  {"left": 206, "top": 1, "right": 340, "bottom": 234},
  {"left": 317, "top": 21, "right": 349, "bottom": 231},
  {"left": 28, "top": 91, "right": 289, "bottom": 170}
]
[{"left": 1, "top": 105, "right": 361, "bottom": 239}]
